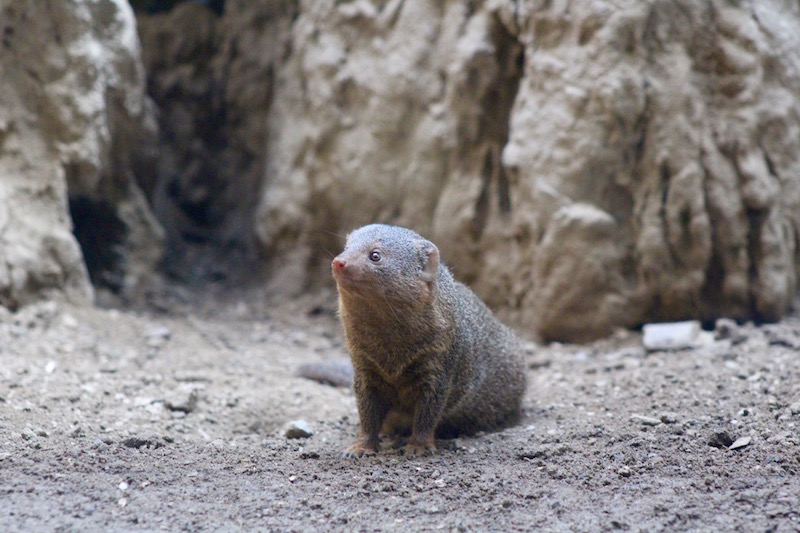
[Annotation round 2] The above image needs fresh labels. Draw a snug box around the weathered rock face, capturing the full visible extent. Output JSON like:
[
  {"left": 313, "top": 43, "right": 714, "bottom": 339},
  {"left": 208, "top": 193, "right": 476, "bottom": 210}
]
[
  {"left": 256, "top": 0, "right": 800, "bottom": 341},
  {"left": 0, "top": 0, "right": 162, "bottom": 309},
  {"left": 3, "top": 0, "right": 799, "bottom": 342}
]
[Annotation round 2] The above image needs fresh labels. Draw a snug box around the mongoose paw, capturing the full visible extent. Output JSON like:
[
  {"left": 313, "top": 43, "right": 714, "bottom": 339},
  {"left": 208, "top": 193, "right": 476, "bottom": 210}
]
[
  {"left": 342, "top": 440, "right": 378, "bottom": 459},
  {"left": 403, "top": 439, "right": 436, "bottom": 458}
]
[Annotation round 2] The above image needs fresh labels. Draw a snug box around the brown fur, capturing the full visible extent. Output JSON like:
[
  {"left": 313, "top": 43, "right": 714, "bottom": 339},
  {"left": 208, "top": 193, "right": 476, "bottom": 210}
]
[{"left": 332, "top": 224, "right": 527, "bottom": 457}]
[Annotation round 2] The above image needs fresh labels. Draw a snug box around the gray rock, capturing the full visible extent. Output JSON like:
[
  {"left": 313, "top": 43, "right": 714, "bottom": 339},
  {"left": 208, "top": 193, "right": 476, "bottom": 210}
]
[
  {"left": 285, "top": 420, "right": 313, "bottom": 439},
  {"left": 659, "top": 412, "right": 679, "bottom": 425},
  {"left": 714, "top": 318, "right": 743, "bottom": 342},
  {"left": 630, "top": 414, "right": 662, "bottom": 427},
  {"left": 146, "top": 325, "right": 172, "bottom": 340},
  {"left": 297, "top": 361, "right": 354, "bottom": 388},
  {"left": 729, "top": 436, "right": 751, "bottom": 451},
  {"left": 708, "top": 431, "right": 734, "bottom": 449},
  {"left": 163, "top": 385, "right": 200, "bottom": 413}
]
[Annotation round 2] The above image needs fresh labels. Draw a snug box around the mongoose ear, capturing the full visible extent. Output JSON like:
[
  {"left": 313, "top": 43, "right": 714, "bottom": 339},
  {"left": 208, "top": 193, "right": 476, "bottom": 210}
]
[{"left": 420, "top": 241, "right": 439, "bottom": 282}]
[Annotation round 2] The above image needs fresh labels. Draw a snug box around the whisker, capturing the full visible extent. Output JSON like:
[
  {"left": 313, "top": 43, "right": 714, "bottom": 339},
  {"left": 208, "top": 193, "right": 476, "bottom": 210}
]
[{"left": 318, "top": 229, "right": 346, "bottom": 240}]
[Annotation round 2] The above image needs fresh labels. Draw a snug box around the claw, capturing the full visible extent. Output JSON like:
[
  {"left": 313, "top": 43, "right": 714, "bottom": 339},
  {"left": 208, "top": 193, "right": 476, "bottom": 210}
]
[
  {"left": 403, "top": 439, "right": 437, "bottom": 458},
  {"left": 342, "top": 440, "right": 378, "bottom": 458}
]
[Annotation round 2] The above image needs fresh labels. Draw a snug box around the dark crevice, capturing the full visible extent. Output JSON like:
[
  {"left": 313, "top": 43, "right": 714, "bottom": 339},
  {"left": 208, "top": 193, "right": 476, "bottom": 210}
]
[
  {"left": 130, "top": 0, "right": 225, "bottom": 16},
  {"left": 69, "top": 197, "right": 129, "bottom": 294},
  {"left": 468, "top": 14, "right": 524, "bottom": 239},
  {"left": 745, "top": 207, "right": 767, "bottom": 320},
  {"left": 471, "top": 148, "right": 493, "bottom": 239},
  {"left": 497, "top": 163, "right": 512, "bottom": 214},
  {"left": 658, "top": 162, "right": 686, "bottom": 272},
  {"left": 699, "top": 151, "right": 728, "bottom": 320},
  {"left": 131, "top": 1, "right": 297, "bottom": 286}
]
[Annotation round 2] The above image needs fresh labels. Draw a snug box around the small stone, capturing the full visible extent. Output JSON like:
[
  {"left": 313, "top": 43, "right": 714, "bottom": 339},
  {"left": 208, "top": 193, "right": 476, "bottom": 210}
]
[
  {"left": 713, "top": 318, "right": 740, "bottom": 341},
  {"left": 630, "top": 414, "right": 662, "bottom": 426},
  {"left": 146, "top": 325, "right": 171, "bottom": 340},
  {"left": 119, "top": 481, "right": 129, "bottom": 491},
  {"left": 789, "top": 402, "right": 800, "bottom": 416},
  {"left": 123, "top": 437, "right": 153, "bottom": 449},
  {"left": 617, "top": 465, "right": 632, "bottom": 477},
  {"left": 659, "top": 412, "right": 679, "bottom": 424},
  {"left": 642, "top": 321, "right": 701, "bottom": 351},
  {"left": 163, "top": 385, "right": 200, "bottom": 413},
  {"left": 728, "top": 436, "right": 751, "bottom": 450},
  {"left": 208, "top": 439, "right": 225, "bottom": 449},
  {"left": 285, "top": 420, "right": 313, "bottom": 439},
  {"left": 708, "top": 430, "right": 733, "bottom": 449},
  {"left": 61, "top": 314, "right": 79, "bottom": 329},
  {"left": 145, "top": 325, "right": 171, "bottom": 347},
  {"left": 763, "top": 326, "right": 800, "bottom": 349}
]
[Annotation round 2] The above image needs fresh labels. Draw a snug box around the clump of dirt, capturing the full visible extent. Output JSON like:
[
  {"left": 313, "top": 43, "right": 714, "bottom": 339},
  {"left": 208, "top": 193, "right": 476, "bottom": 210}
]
[{"left": 1, "top": 293, "right": 798, "bottom": 531}]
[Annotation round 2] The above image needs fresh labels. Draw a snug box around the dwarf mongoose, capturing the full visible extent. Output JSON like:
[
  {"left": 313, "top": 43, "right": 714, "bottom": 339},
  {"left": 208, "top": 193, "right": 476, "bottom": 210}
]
[{"left": 332, "top": 224, "right": 526, "bottom": 457}]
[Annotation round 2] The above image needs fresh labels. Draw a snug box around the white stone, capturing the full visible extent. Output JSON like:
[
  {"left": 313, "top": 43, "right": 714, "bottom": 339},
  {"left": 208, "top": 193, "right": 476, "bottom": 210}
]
[{"left": 642, "top": 321, "right": 702, "bottom": 351}]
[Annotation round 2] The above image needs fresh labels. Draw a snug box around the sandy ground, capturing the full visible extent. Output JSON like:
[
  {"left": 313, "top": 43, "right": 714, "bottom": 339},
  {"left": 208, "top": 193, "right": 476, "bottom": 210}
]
[{"left": 1, "top": 290, "right": 799, "bottom": 532}]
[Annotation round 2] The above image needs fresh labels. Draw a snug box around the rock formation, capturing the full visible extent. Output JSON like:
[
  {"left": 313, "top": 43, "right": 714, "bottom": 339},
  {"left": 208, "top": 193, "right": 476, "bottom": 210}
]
[
  {"left": 0, "top": 0, "right": 162, "bottom": 308},
  {"left": 256, "top": 0, "right": 800, "bottom": 340},
  {"left": 2, "top": 0, "right": 799, "bottom": 341}
]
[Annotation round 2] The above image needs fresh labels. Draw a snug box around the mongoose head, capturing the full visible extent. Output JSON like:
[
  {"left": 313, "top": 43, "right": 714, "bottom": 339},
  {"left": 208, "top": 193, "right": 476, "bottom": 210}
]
[{"left": 332, "top": 224, "right": 440, "bottom": 306}]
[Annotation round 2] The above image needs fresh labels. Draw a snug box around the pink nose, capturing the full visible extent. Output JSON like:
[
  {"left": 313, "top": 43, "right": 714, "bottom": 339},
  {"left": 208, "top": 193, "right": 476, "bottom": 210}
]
[{"left": 332, "top": 258, "right": 347, "bottom": 271}]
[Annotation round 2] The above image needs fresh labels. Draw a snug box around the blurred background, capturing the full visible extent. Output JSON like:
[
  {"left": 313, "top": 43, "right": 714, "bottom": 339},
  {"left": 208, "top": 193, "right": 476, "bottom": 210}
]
[{"left": 1, "top": 0, "right": 799, "bottom": 342}]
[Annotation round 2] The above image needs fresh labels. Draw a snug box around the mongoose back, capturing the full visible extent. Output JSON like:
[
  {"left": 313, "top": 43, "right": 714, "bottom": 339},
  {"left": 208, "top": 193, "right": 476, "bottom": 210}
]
[{"left": 331, "top": 224, "right": 527, "bottom": 457}]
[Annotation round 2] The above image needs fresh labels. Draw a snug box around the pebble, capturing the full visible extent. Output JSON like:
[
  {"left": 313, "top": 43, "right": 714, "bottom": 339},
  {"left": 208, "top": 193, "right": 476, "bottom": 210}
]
[
  {"left": 630, "top": 414, "right": 662, "bottom": 426},
  {"left": 145, "top": 325, "right": 171, "bottom": 347},
  {"left": 659, "top": 412, "right": 679, "bottom": 424},
  {"left": 61, "top": 314, "right": 79, "bottom": 329},
  {"left": 763, "top": 326, "right": 800, "bottom": 349},
  {"left": 728, "top": 436, "right": 751, "bottom": 450},
  {"left": 285, "top": 420, "right": 313, "bottom": 439},
  {"left": 617, "top": 465, "right": 632, "bottom": 477},
  {"left": 163, "top": 385, "right": 200, "bottom": 413},
  {"left": 146, "top": 325, "right": 171, "bottom": 340},
  {"left": 642, "top": 321, "right": 701, "bottom": 351},
  {"left": 713, "top": 318, "right": 741, "bottom": 341},
  {"left": 708, "top": 430, "right": 733, "bottom": 449}
]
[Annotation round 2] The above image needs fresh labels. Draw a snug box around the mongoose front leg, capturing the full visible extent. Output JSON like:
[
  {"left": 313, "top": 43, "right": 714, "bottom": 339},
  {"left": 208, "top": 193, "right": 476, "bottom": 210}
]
[
  {"left": 343, "top": 371, "right": 390, "bottom": 458},
  {"left": 405, "top": 380, "right": 449, "bottom": 457}
]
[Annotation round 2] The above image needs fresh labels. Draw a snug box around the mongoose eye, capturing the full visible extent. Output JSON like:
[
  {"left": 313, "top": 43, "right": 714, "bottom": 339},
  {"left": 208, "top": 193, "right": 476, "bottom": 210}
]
[{"left": 369, "top": 250, "right": 382, "bottom": 263}]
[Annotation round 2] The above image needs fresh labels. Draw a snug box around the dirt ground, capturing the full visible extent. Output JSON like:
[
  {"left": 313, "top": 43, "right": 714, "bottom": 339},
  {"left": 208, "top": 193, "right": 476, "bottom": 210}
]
[{"left": 1, "top": 287, "right": 799, "bottom": 533}]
